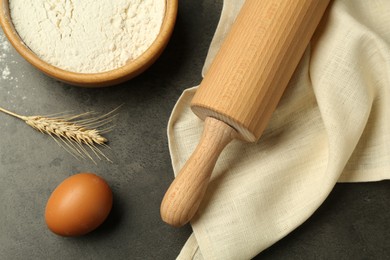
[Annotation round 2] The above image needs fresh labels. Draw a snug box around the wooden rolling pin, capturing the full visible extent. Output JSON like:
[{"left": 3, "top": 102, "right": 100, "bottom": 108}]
[{"left": 161, "top": 0, "right": 331, "bottom": 227}]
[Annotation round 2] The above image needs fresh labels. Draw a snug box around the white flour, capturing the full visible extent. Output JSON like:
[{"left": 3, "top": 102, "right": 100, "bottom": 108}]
[
  {"left": 1, "top": 33, "right": 14, "bottom": 81},
  {"left": 2, "top": 65, "right": 10, "bottom": 80},
  {"left": 9, "top": 0, "right": 165, "bottom": 73},
  {"left": 0, "top": 33, "right": 10, "bottom": 63}
]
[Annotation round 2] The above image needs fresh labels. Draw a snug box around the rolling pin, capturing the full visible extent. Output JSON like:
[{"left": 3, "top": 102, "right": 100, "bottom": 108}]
[{"left": 161, "top": 0, "right": 331, "bottom": 227}]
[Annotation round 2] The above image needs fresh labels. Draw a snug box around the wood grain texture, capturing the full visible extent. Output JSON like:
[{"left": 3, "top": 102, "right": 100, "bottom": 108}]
[
  {"left": 161, "top": 0, "right": 331, "bottom": 227},
  {"left": 191, "top": 0, "right": 331, "bottom": 141},
  {"left": 160, "top": 117, "right": 237, "bottom": 227}
]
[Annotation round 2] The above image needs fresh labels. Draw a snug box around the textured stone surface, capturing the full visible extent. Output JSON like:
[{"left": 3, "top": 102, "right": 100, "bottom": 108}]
[{"left": 0, "top": 1, "right": 389, "bottom": 259}]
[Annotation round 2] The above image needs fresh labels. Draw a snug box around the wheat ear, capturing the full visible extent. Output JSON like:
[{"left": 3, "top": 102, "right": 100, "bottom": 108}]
[{"left": 0, "top": 106, "right": 118, "bottom": 163}]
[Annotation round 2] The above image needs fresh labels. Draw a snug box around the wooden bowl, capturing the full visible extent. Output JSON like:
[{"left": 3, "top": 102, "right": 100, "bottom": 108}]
[{"left": 0, "top": 0, "right": 177, "bottom": 87}]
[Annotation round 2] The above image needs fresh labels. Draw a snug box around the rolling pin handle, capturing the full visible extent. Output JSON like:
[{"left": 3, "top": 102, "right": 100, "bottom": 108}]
[{"left": 160, "top": 117, "right": 236, "bottom": 227}]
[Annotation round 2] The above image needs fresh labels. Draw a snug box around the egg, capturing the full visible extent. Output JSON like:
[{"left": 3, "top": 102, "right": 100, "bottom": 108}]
[{"left": 45, "top": 173, "right": 113, "bottom": 236}]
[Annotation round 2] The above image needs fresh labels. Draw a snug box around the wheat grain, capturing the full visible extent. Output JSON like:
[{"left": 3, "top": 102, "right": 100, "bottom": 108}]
[{"left": 0, "top": 106, "right": 118, "bottom": 163}]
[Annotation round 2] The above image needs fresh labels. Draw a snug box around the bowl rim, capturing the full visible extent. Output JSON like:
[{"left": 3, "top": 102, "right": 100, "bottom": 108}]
[{"left": 0, "top": 0, "right": 178, "bottom": 87}]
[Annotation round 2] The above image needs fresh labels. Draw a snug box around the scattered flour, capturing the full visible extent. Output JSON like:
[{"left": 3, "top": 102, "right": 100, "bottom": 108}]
[
  {"left": 2, "top": 65, "right": 10, "bottom": 80},
  {"left": 9, "top": 0, "right": 166, "bottom": 73},
  {"left": 0, "top": 33, "right": 11, "bottom": 63},
  {"left": 1, "top": 34, "right": 13, "bottom": 80}
]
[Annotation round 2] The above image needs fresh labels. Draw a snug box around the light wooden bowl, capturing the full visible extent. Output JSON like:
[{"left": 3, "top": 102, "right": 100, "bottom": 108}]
[{"left": 0, "top": 0, "right": 177, "bottom": 87}]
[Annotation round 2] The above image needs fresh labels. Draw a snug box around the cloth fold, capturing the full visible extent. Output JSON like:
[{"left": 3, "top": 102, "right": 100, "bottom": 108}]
[{"left": 168, "top": 0, "right": 390, "bottom": 259}]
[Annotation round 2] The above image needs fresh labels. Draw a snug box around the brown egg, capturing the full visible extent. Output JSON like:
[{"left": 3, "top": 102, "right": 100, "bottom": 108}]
[{"left": 45, "top": 173, "right": 113, "bottom": 236}]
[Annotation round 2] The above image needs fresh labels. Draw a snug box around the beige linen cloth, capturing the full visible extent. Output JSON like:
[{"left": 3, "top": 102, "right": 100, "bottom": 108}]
[{"left": 168, "top": 0, "right": 390, "bottom": 259}]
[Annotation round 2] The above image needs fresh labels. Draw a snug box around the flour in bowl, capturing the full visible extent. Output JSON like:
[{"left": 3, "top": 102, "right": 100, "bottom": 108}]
[{"left": 9, "top": 0, "right": 165, "bottom": 73}]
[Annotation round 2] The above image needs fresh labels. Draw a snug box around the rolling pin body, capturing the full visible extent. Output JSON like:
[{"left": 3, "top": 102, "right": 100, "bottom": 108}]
[{"left": 161, "top": 0, "right": 331, "bottom": 227}]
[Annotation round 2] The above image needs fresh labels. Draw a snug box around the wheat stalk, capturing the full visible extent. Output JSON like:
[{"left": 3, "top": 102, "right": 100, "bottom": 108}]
[{"left": 0, "top": 106, "right": 118, "bottom": 163}]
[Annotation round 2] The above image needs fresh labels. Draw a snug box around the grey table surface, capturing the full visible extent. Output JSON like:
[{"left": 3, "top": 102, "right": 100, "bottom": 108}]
[{"left": 1, "top": 1, "right": 389, "bottom": 259}]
